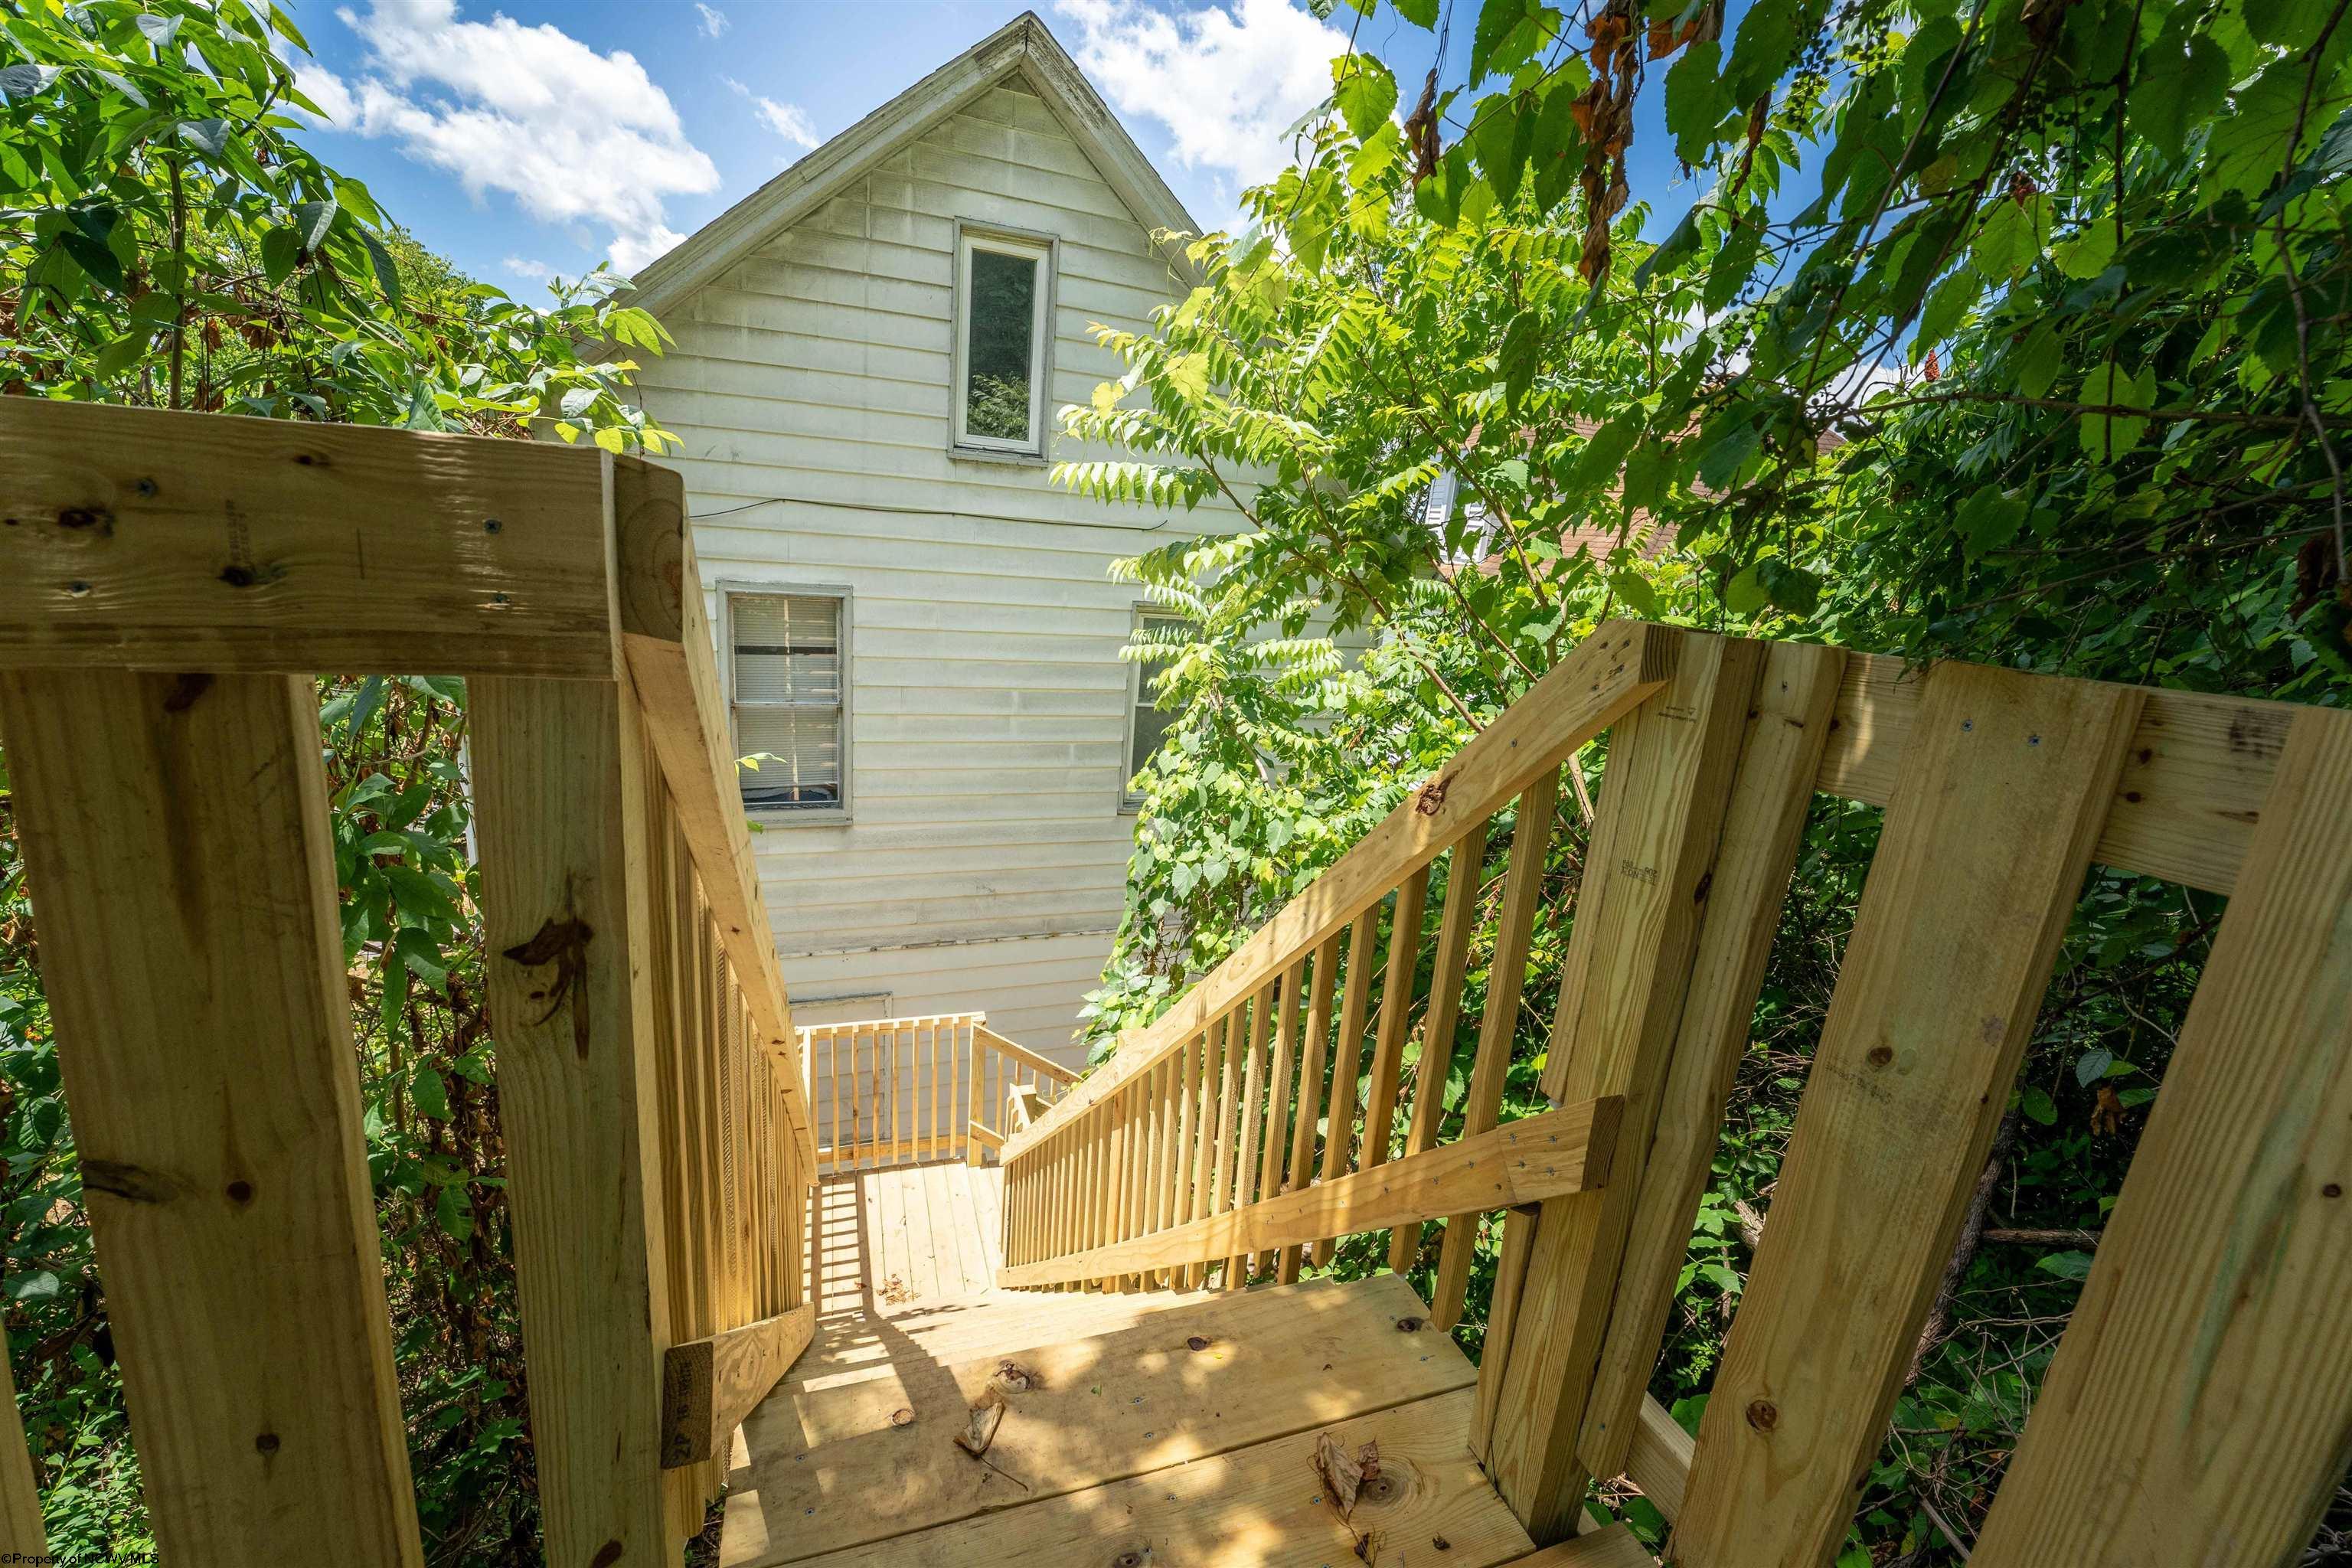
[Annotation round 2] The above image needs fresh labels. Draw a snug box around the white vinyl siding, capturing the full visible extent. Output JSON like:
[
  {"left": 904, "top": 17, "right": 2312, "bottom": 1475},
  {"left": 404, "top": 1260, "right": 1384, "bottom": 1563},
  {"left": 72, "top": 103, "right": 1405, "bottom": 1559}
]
[
  {"left": 729, "top": 590, "right": 848, "bottom": 817},
  {"left": 638, "top": 77, "right": 1246, "bottom": 1055}
]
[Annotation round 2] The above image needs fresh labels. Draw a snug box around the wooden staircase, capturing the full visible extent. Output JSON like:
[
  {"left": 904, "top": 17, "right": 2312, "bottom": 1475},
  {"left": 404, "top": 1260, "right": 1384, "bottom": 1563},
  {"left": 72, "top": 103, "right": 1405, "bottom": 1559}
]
[{"left": 2, "top": 400, "right": 2344, "bottom": 1568}]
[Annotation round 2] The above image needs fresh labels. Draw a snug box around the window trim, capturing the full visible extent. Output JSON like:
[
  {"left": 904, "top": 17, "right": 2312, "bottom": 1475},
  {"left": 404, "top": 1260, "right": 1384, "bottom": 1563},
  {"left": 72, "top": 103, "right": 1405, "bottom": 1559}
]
[
  {"left": 1119, "top": 603, "right": 1191, "bottom": 813},
  {"left": 949, "top": 218, "right": 1057, "bottom": 459},
  {"left": 718, "top": 580, "right": 854, "bottom": 827}
]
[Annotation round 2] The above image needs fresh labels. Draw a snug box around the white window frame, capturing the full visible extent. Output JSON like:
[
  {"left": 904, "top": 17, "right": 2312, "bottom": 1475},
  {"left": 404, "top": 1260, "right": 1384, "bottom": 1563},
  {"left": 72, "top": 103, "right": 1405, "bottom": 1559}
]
[
  {"left": 1120, "top": 605, "right": 1191, "bottom": 812},
  {"left": 719, "top": 581, "right": 854, "bottom": 826},
  {"left": 949, "top": 220, "right": 1057, "bottom": 459}
]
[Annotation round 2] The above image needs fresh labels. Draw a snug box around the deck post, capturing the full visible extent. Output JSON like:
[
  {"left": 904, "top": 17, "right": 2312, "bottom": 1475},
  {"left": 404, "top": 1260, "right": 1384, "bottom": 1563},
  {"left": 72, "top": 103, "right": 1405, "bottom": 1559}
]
[
  {"left": 472, "top": 671, "right": 675, "bottom": 1566},
  {"left": 0, "top": 671, "right": 423, "bottom": 1565},
  {"left": 2, "top": 1344, "right": 41, "bottom": 1553}
]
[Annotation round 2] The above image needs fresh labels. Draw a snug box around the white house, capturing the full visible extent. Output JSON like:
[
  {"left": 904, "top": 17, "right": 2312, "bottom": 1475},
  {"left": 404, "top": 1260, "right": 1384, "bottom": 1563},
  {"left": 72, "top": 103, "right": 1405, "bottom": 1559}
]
[{"left": 626, "top": 12, "right": 1236, "bottom": 1072}]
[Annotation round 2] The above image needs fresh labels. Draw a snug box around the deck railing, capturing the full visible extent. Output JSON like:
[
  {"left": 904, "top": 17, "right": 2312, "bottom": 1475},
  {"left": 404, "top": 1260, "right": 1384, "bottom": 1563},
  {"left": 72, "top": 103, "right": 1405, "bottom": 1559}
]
[
  {"left": 996, "top": 619, "right": 2352, "bottom": 1557},
  {"left": 0, "top": 400, "right": 821, "bottom": 1563},
  {"left": 798, "top": 1011, "right": 1075, "bottom": 1171}
]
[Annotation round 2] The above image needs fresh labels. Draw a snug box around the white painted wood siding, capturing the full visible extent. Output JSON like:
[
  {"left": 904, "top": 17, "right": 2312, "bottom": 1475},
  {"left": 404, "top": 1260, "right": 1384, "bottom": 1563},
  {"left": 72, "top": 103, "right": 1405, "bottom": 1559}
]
[{"left": 637, "top": 77, "right": 1232, "bottom": 1059}]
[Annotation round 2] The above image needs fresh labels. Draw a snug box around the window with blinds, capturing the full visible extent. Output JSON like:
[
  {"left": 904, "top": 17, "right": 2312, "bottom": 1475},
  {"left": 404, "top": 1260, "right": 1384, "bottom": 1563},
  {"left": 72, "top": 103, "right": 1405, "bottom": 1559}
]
[{"left": 729, "top": 591, "right": 845, "bottom": 814}]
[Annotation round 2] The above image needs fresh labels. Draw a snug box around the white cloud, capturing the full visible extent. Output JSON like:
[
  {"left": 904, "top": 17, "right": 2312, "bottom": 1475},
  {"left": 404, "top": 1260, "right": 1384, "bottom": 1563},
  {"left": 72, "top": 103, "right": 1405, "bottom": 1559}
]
[
  {"left": 1052, "top": 0, "right": 1344, "bottom": 199},
  {"left": 291, "top": 58, "right": 358, "bottom": 124},
  {"left": 694, "top": 3, "right": 729, "bottom": 38},
  {"left": 609, "top": 225, "right": 684, "bottom": 277},
  {"left": 310, "top": 0, "right": 719, "bottom": 272},
  {"left": 723, "top": 76, "right": 820, "bottom": 151},
  {"left": 503, "top": 255, "right": 553, "bottom": 281}
]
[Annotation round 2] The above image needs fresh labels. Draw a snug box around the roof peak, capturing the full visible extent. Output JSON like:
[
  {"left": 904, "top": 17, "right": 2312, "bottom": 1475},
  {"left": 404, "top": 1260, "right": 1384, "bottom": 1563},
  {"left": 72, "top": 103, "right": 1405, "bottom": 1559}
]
[{"left": 627, "top": 9, "right": 1200, "bottom": 316}]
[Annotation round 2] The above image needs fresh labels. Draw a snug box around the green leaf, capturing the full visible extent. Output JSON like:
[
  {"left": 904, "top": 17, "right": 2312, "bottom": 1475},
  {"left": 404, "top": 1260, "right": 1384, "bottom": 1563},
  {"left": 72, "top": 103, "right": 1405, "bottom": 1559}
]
[
  {"left": 1333, "top": 56, "right": 1397, "bottom": 141},
  {"left": 436, "top": 1183, "right": 474, "bottom": 1243},
  {"left": 2074, "top": 1047, "right": 2114, "bottom": 1086},
  {"left": 1968, "top": 198, "right": 2038, "bottom": 278},
  {"left": 1664, "top": 41, "right": 1728, "bottom": 165},
  {"left": 2015, "top": 322, "right": 2063, "bottom": 400},
  {"left": 2052, "top": 223, "right": 2116, "bottom": 280},
  {"left": 292, "top": 197, "right": 338, "bottom": 254},
  {"left": 1697, "top": 422, "right": 1761, "bottom": 489},
  {"left": 2080, "top": 360, "right": 2154, "bottom": 459},
  {"left": 2036, "top": 1250, "right": 2096, "bottom": 1281},
  {"left": 176, "top": 116, "right": 230, "bottom": 158},
  {"left": 2132, "top": 30, "right": 2230, "bottom": 162},
  {"left": 2019, "top": 1086, "right": 2058, "bottom": 1125},
  {"left": 1916, "top": 268, "right": 1982, "bottom": 350},
  {"left": 1955, "top": 484, "right": 2027, "bottom": 556},
  {"left": 261, "top": 225, "right": 303, "bottom": 286},
  {"left": 412, "top": 1063, "right": 452, "bottom": 1121},
  {"left": 95, "top": 329, "right": 152, "bottom": 381},
  {"left": 1725, "top": 562, "right": 1770, "bottom": 615},
  {"left": 1608, "top": 570, "right": 1660, "bottom": 618},
  {"left": 2242, "top": 0, "right": 2331, "bottom": 54},
  {"left": 1568, "top": 420, "right": 1641, "bottom": 493},
  {"left": 1393, "top": 0, "right": 1441, "bottom": 22}
]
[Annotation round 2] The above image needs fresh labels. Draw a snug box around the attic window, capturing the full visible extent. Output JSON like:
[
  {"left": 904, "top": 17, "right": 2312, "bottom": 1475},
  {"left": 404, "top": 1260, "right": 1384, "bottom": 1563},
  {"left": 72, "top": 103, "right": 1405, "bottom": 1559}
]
[{"left": 954, "top": 227, "right": 1052, "bottom": 455}]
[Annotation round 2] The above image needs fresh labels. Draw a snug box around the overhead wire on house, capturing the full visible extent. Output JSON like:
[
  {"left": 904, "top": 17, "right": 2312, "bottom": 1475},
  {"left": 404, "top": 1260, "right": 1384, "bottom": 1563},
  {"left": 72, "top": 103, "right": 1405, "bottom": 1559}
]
[{"left": 688, "top": 492, "right": 1181, "bottom": 534}]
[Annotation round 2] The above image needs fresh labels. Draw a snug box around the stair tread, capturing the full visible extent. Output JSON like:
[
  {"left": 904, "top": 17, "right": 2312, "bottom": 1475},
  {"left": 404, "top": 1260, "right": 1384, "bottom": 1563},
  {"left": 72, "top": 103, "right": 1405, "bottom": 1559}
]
[{"left": 722, "top": 1274, "right": 1506, "bottom": 1567}]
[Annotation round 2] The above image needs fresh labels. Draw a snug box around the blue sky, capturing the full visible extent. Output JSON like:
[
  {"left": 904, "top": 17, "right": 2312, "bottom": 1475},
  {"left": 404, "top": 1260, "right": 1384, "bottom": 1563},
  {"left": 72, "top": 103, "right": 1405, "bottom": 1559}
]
[{"left": 284, "top": 0, "right": 1699, "bottom": 299}]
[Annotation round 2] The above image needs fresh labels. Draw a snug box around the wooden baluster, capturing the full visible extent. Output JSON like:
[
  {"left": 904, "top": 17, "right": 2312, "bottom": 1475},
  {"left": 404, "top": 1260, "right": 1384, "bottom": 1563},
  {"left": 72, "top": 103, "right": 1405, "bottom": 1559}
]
[
  {"left": 1102, "top": 1087, "right": 1131, "bottom": 1292},
  {"left": 2, "top": 1319, "right": 44, "bottom": 1556},
  {"left": 1187, "top": 1024, "right": 1221, "bottom": 1289},
  {"left": 1359, "top": 864, "right": 1432, "bottom": 1186},
  {"left": 1432, "top": 771, "right": 1561, "bottom": 1331},
  {"left": 1172, "top": 1034, "right": 1201, "bottom": 1291},
  {"left": 1279, "top": 937, "right": 1342, "bottom": 1285},
  {"left": 1208, "top": 1004, "right": 1244, "bottom": 1285},
  {"left": 1390, "top": 825, "right": 1487, "bottom": 1275},
  {"left": 1225, "top": 982, "right": 1273, "bottom": 1286},
  {"left": 827, "top": 1028, "right": 842, "bottom": 1175},
  {"left": 1312, "top": 905, "right": 1381, "bottom": 1267},
  {"left": 1151, "top": 1054, "right": 1178, "bottom": 1288},
  {"left": 1256, "top": 959, "right": 1305, "bottom": 1279},
  {"left": 1125, "top": 1077, "right": 1152, "bottom": 1288}
]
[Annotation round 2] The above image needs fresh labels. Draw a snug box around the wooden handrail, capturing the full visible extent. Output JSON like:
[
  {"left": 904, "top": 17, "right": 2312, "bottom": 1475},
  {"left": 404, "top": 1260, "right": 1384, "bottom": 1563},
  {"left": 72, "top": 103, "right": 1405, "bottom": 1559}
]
[
  {"left": 1001, "top": 618, "right": 1676, "bottom": 1164},
  {"left": 612, "top": 456, "right": 815, "bottom": 1171},
  {"left": 997, "top": 1096, "right": 1622, "bottom": 1289},
  {"left": 972, "top": 1023, "right": 1081, "bottom": 1084}
]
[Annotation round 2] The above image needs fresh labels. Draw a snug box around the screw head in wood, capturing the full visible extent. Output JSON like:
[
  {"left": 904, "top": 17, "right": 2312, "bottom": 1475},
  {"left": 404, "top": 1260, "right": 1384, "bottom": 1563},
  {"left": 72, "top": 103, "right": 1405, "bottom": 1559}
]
[
  {"left": 1746, "top": 1398, "right": 1779, "bottom": 1432},
  {"left": 1186, "top": 1335, "right": 1210, "bottom": 1352},
  {"left": 1395, "top": 1316, "right": 1423, "bottom": 1332}
]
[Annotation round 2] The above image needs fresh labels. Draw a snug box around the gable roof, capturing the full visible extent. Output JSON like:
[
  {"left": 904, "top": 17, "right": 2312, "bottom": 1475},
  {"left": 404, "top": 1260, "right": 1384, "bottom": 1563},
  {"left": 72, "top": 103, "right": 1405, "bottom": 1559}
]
[{"left": 627, "top": 10, "right": 1204, "bottom": 317}]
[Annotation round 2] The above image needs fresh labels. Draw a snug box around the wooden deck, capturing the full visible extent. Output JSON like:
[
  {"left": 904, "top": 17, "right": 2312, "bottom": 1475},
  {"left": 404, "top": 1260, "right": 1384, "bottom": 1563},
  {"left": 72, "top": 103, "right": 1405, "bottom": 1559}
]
[
  {"left": 734, "top": 1158, "right": 1602, "bottom": 1568},
  {"left": 807, "top": 1161, "right": 1008, "bottom": 1316}
]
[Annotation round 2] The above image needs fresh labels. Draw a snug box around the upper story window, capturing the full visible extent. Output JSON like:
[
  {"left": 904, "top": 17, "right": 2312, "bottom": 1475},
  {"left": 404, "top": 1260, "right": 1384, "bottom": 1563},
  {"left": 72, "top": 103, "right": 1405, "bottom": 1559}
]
[
  {"left": 727, "top": 589, "right": 848, "bottom": 818},
  {"left": 954, "top": 226, "right": 1053, "bottom": 456}
]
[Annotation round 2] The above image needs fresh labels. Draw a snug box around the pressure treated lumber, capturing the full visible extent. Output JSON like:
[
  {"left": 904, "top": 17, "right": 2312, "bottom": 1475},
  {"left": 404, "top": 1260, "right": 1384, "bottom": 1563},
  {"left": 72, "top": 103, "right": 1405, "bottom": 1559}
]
[
  {"left": 1004, "top": 618, "right": 1677, "bottom": 1160},
  {"left": 1968, "top": 705, "right": 2352, "bottom": 1568},
  {"left": 472, "top": 675, "right": 671, "bottom": 1567},
  {"left": 1, "top": 1345, "right": 39, "bottom": 1555},
  {"left": 1311, "top": 906, "right": 1380, "bottom": 1266},
  {"left": 726, "top": 1275, "right": 1470, "bottom": 1563},
  {"left": 0, "top": 671, "right": 422, "bottom": 1567},
  {"left": 615, "top": 456, "right": 815, "bottom": 1171},
  {"left": 1815, "top": 648, "right": 2288, "bottom": 894},
  {"left": 1669, "top": 663, "right": 2142, "bottom": 1568},
  {"left": 0, "top": 397, "right": 616, "bottom": 676},
  {"left": 1573, "top": 640, "right": 1845, "bottom": 1477},
  {"left": 1623, "top": 1395, "right": 1694, "bottom": 1522},
  {"left": 1505, "top": 1524, "right": 1657, "bottom": 1567},
  {"left": 970, "top": 1023, "right": 1079, "bottom": 1083},
  {"left": 1390, "top": 824, "right": 1488, "bottom": 1274},
  {"left": 747, "top": 1387, "right": 1535, "bottom": 1568},
  {"left": 662, "top": 1304, "right": 815, "bottom": 1468},
  {"left": 1487, "top": 635, "right": 1763, "bottom": 1538},
  {"left": 1432, "top": 770, "right": 1561, "bottom": 1330},
  {"left": 997, "top": 1096, "right": 1622, "bottom": 1289}
]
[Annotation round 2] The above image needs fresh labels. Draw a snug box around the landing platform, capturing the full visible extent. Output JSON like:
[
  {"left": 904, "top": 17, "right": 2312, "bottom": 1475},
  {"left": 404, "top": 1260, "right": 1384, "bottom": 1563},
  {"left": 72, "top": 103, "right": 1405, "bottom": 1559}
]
[{"left": 721, "top": 1265, "right": 1545, "bottom": 1567}]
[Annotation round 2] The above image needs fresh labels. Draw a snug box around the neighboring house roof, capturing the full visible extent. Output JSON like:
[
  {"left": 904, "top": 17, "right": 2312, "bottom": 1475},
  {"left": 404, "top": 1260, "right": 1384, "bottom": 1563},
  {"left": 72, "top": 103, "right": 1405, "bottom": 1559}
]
[{"left": 627, "top": 10, "right": 1205, "bottom": 318}]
